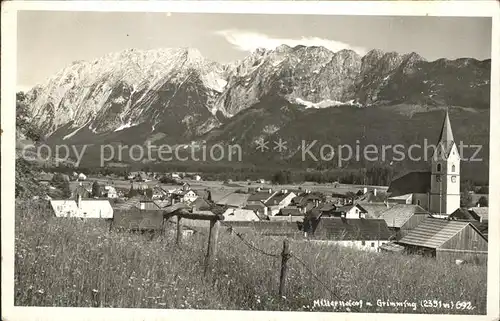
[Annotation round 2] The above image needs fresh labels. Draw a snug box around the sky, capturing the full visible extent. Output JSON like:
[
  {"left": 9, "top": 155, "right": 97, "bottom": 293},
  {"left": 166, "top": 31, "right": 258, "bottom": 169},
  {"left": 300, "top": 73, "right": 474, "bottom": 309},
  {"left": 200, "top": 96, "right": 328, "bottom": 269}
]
[{"left": 17, "top": 11, "right": 492, "bottom": 91}]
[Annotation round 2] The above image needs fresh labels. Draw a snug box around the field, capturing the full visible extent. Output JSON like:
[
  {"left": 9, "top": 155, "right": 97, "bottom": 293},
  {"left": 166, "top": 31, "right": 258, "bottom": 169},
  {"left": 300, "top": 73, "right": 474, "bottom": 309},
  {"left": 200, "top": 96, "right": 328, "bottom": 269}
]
[
  {"left": 15, "top": 200, "right": 487, "bottom": 314},
  {"left": 71, "top": 177, "right": 388, "bottom": 201}
]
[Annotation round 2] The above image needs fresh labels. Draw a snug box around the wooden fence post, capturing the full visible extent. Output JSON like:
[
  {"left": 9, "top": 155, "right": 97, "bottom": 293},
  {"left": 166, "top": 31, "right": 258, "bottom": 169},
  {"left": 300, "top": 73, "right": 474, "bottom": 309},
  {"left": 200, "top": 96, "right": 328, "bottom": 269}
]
[
  {"left": 210, "top": 219, "right": 220, "bottom": 257},
  {"left": 176, "top": 215, "right": 182, "bottom": 247},
  {"left": 279, "top": 239, "right": 290, "bottom": 297},
  {"left": 204, "top": 218, "right": 220, "bottom": 276},
  {"left": 108, "top": 219, "right": 113, "bottom": 233}
]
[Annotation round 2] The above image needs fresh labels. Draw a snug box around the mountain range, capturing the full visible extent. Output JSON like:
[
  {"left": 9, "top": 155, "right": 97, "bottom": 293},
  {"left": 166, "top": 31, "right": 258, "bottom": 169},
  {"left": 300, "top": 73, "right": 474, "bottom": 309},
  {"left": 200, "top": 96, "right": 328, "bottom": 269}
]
[{"left": 20, "top": 45, "right": 491, "bottom": 181}]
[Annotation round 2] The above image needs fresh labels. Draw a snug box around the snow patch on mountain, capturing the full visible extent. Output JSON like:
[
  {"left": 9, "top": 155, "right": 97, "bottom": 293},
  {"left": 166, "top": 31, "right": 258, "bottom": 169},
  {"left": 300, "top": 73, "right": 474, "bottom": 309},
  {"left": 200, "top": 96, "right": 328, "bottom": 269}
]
[
  {"left": 293, "top": 97, "right": 345, "bottom": 109},
  {"left": 203, "top": 71, "right": 228, "bottom": 92},
  {"left": 114, "top": 121, "right": 136, "bottom": 132}
]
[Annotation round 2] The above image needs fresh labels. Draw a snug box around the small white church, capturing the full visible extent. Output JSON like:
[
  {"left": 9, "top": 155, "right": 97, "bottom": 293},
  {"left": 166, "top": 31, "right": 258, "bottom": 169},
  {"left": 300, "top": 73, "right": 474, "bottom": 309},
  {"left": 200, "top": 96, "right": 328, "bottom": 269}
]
[{"left": 387, "top": 111, "right": 461, "bottom": 216}]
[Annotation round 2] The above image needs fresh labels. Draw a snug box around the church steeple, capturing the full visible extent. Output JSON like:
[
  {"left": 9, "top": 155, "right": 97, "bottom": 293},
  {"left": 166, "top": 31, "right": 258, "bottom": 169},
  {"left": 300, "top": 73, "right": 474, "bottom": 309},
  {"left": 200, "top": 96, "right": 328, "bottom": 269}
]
[
  {"left": 437, "top": 110, "right": 454, "bottom": 146},
  {"left": 433, "top": 110, "right": 456, "bottom": 162},
  {"left": 429, "top": 109, "right": 461, "bottom": 215}
]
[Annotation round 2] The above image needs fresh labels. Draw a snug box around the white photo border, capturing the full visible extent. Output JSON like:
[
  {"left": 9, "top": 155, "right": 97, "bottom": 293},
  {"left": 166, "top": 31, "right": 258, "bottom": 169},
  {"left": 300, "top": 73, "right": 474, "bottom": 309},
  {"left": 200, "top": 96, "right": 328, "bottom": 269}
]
[{"left": 2, "top": 1, "right": 499, "bottom": 320}]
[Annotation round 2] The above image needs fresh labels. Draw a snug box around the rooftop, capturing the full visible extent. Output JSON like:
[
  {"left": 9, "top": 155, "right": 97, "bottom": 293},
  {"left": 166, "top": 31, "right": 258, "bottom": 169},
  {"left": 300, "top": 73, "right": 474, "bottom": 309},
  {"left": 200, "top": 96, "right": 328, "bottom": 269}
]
[
  {"left": 264, "top": 191, "right": 296, "bottom": 206},
  {"left": 358, "top": 202, "right": 392, "bottom": 218},
  {"left": 449, "top": 208, "right": 480, "bottom": 221},
  {"left": 216, "top": 192, "right": 251, "bottom": 207},
  {"left": 381, "top": 204, "right": 430, "bottom": 228},
  {"left": 226, "top": 221, "right": 303, "bottom": 237},
  {"left": 247, "top": 191, "right": 275, "bottom": 202},
  {"left": 308, "top": 217, "right": 392, "bottom": 241},
  {"left": 387, "top": 171, "right": 431, "bottom": 197},
  {"left": 397, "top": 217, "right": 485, "bottom": 249},
  {"left": 468, "top": 207, "right": 488, "bottom": 222},
  {"left": 278, "top": 206, "right": 303, "bottom": 216}
]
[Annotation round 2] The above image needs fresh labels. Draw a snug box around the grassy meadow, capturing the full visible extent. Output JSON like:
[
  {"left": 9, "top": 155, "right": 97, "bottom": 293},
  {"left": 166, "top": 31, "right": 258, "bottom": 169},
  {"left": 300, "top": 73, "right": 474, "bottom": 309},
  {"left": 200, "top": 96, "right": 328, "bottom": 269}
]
[{"left": 15, "top": 200, "right": 487, "bottom": 314}]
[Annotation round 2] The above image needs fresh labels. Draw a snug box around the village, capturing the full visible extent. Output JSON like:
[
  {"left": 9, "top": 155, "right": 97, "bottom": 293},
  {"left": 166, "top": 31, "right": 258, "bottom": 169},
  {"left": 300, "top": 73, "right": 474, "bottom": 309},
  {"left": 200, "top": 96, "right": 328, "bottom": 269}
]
[{"left": 38, "top": 111, "right": 490, "bottom": 266}]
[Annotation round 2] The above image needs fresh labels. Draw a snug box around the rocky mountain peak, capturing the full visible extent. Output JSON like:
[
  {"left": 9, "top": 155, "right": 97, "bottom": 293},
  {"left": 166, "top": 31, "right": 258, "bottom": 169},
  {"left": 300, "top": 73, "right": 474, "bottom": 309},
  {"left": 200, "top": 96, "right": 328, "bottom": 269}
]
[
  {"left": 403, "top": 51, "right": 426, "bottom": 63},
  {"left": 275, "top": 44, "right": 293, "bottom": 53},
  {"left": 363, "top": 48, "right": 385, "bottom": 61},
  {"left": 24, "top": 44, "right": 490, "bottom": 150}
]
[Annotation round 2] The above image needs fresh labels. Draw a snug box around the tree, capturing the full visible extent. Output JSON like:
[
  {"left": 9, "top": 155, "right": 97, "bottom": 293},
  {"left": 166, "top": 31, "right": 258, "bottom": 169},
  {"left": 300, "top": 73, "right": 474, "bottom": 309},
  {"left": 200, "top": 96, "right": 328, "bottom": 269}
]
[
  {"left": 145, "top": 188, "right": 153, "bottom": 199},
  {"left": 159, "top": 176, "right": 179, "bottom": 184},
  {"left": 477, "top": 196, "right": 488, "bottom": 207},
  {"left": 91, "top": 181, "right": 101, "bottom": 198},
  {"left": 52, "top": 173, "right": 71, "bottom": 198},
  {"left": 272, "top": 170, "right": 292, "bottom": 185},
  {"left": 16, "top": 92, "right": 42, "bottom": 142},
  {"left": 460, "top": 180, "right": 474, "bottom": 207},
  {"left": 127, "top": 187, "right": 139, "bottom": 198}
]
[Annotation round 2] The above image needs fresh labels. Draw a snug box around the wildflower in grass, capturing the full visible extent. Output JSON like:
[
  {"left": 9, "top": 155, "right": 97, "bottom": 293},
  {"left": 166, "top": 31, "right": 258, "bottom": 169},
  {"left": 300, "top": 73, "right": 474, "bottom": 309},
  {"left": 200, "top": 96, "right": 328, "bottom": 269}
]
[{"left": 37, "top": 289, "right": 45, "bottom": 294}]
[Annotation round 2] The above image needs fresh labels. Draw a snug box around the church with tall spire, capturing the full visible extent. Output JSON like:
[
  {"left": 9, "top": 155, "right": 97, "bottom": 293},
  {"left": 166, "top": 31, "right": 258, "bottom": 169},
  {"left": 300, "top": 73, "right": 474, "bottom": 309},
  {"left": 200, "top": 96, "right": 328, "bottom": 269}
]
[{"left": 386, "top": 110, "right": 461, "bottom": 215}]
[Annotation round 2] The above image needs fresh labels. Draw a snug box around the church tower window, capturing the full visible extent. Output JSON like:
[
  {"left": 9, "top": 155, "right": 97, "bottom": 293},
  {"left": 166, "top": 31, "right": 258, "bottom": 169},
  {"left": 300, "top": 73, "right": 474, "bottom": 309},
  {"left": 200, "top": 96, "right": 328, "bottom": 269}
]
[
  {"left": 452, "top": 164, "right": 456, "bottom": 172},
  {"left": 437, "top": 163, "right": 441, "bottom": 172}
]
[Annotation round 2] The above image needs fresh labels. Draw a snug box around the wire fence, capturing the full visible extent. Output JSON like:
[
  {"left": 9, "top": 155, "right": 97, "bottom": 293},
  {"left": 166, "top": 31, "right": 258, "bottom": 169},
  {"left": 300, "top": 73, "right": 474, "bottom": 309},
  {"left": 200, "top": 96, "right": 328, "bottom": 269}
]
[
  {"left": 138, "top": 213, "right": 360, "bottom": 312},
  {"left": 214, "top": 220, "right": 358, "bottom": 312}
]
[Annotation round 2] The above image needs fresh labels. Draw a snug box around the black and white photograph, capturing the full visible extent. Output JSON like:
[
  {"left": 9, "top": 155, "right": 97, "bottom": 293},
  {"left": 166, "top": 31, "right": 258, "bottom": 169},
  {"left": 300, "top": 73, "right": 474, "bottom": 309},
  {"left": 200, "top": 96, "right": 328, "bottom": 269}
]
[{"left": 2, "top": 1, "right": 499, "bottom": 320}]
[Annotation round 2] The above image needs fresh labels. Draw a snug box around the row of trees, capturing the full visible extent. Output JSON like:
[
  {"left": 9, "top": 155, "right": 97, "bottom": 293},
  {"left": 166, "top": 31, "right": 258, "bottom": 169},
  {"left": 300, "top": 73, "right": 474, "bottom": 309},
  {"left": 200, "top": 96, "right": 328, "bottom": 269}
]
[
  {"left": 46, "top": 161, "right": 490, "bottom": 190},
  {"left": 270, "top": 166, "right": 396, "bottom": 186}
]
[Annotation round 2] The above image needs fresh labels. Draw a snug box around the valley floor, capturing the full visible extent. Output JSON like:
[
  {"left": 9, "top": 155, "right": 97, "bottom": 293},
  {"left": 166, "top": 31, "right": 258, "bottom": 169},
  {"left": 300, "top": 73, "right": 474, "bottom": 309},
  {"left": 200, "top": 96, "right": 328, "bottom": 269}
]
[{"left": 14, "top": 200, "right": 487, "bottom": 314}]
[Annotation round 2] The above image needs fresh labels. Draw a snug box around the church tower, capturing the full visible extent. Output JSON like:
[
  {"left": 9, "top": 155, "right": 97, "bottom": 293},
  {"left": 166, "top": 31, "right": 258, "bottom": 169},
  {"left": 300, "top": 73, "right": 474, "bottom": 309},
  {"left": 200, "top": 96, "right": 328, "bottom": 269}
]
[{"left": 429, "top": 111, "right": 461, "bottom": 215}]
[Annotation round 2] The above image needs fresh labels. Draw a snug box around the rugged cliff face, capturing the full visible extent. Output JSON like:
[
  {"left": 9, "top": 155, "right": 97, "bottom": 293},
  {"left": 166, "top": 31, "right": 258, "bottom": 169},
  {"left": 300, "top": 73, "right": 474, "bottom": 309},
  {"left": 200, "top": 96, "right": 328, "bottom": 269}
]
[
  {"left": 24, "top": 48, "right": 228, "bottom": 142},
  {"left": 217, "top": 46, "right": 490, "bottom": 113},
  {"left": 23, "top": 45, "right": 490, "bottom": 147}
]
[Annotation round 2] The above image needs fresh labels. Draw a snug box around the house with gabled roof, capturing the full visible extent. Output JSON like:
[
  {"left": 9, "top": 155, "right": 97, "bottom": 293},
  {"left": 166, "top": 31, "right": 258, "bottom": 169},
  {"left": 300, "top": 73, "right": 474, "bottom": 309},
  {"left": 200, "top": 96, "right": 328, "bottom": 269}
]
[
  {"left": 216, "top": 192, "right": 251, "bottom": 208},
  {"left": 357, "top": 202, "right": 392, "bottom": 218},
  {"left": 50, "top": 198, "right": 113, "bottom": 219},
  {"left": 244, "top": 202, "right": 268, "bottom": 218},
  {"left": 397, "top": 217, "right": 488, "bottom": 264},
  {"left": 271, "top": 206, "right": 305, "bottom": 222},
  {"left": 304, "top": 217, "right": 392, "bottom": 252},
  {"left": 333, "top": 204, "right": 368, "bottom": 219},
  {"left": 468, "top": 207, "right": 488, "bottom": 222},
  {"left": 178, "top": 189, "right": 198, "bottom": 204},
  {"left": 277, "top": 206, "right": 304, "bottom": 217},
  {"left": 151, "top": 185, "right": 168, "bottom": 200},
  {"left": 247, "top": 190, "right": 276, "bottom": 204},
  {"left": 381, "top": 204, "right": 431, "bottom": 240},
  {"left": 265, "top": 190, "right": 297, "bottom": 216},
  {"left": 291, "top": 192, "right": 323, "bottom": 213},
  {"left": 222, "top": 208, "right": 261, "bottom": 221},
  {"left": 449, "top": 208, "right": 481, "bottom": 221}
]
